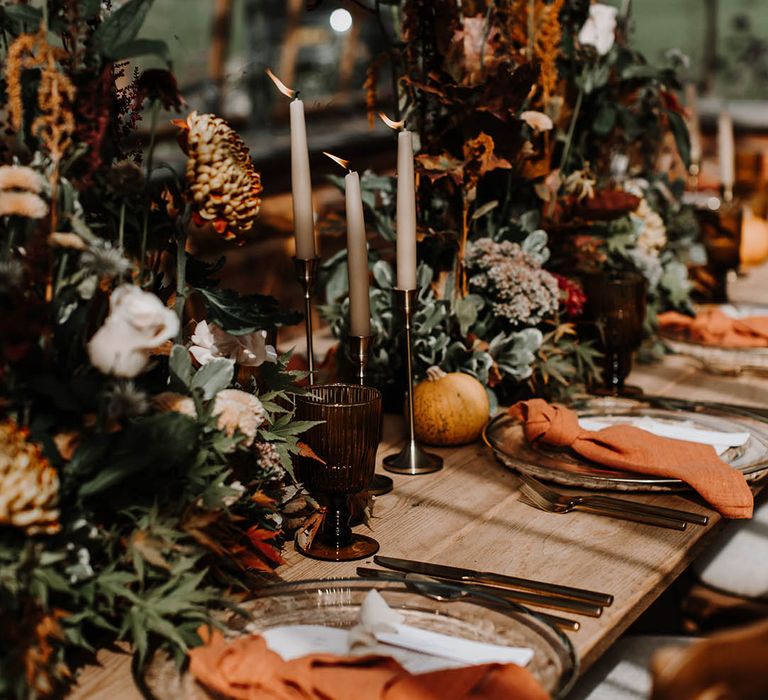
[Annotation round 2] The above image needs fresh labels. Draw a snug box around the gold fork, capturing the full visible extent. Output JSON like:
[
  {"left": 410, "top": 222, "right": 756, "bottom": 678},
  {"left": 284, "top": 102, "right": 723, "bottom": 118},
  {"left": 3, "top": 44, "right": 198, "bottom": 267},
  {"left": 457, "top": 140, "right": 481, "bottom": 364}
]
[
  {"left": 516, "top": 472, "right": 707, "bottom": 525},
  {"left": 518, "top": 477, "right": 688, "bottom": 530}
]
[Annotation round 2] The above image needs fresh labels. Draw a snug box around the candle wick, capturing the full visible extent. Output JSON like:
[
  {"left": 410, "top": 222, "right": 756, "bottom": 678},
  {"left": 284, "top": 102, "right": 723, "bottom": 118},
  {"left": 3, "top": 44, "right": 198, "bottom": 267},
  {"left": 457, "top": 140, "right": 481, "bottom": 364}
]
[{"left": 294, "top": 90, "right": 300, "bottom": 100}]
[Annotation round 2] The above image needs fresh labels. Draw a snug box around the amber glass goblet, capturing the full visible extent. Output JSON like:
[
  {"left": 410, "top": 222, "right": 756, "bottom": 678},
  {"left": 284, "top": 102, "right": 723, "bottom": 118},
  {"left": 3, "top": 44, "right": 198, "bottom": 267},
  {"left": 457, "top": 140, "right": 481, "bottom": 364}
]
[
  {"left": 294, "top": 384, "right": 382, "bottom": 561},
  {"left": 582, "top": 271, "right": 648, "bottom": 395}
]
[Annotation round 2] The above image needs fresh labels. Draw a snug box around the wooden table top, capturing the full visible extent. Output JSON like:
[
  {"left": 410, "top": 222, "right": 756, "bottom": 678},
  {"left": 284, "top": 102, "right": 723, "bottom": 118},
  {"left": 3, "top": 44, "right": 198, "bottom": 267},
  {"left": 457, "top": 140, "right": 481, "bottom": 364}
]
[{"left": 70, "top": 271, "right": 768, "bottom": 700}]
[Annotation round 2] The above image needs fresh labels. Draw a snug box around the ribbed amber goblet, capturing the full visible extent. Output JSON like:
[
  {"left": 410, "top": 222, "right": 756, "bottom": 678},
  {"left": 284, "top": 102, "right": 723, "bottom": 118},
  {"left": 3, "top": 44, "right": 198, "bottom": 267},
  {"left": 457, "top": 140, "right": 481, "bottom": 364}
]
[{"left": 294, "top": 384, "right": 382, "bottom": 561}]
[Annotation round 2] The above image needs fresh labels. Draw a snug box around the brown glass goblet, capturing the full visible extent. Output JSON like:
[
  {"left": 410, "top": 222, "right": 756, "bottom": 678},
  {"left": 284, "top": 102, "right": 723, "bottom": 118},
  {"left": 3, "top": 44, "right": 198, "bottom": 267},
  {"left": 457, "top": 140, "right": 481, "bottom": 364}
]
[
  {"left": 582, "top": 271, "right": 648, "bottom": 395},
  {"left": 293, "top": 384, "right": 382, "bottom": 561}
]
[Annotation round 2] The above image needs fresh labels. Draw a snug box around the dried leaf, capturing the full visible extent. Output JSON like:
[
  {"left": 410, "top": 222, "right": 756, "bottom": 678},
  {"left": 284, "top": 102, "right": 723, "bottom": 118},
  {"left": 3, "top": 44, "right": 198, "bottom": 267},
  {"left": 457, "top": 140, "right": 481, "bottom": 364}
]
[{"left": 297, "top": 441, "right": 326, "bottom": 465}]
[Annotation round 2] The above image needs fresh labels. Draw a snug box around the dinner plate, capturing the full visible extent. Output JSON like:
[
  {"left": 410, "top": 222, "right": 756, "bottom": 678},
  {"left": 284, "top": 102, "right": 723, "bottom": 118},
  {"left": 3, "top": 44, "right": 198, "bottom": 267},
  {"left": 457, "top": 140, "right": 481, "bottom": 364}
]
[
  {"left": 660, "top": 304, "right": 768, "bottom": 376},
  {"left": 483, "top": 397, "right": 768, "bottom": 492},
  {"left": 139, "top": 578, "right": 578, "bottom": 700}
]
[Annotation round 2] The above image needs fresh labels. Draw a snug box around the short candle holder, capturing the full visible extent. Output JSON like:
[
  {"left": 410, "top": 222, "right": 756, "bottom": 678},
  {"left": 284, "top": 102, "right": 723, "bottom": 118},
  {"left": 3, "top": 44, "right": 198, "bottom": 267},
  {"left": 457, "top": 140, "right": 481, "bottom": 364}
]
[
  {"left": 383, "top": 289, "right": 443, "bottom": 475},
  {"left": 294, "top": 256, "right": 320, "bottom": 382},
  {"left": 346, "top": 333, "right": 394, "bottom": 496}
]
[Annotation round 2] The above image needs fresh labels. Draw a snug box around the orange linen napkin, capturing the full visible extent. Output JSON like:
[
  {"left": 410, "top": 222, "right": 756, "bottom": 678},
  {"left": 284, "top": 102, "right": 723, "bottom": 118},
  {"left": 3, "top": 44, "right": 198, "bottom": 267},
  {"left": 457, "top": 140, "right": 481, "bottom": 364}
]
[
  {"left": 188, "top": 627, "right": 551, "bottom": 700},
  {"left": 658, "top": 308, "right": 768, "bottom": 348},
  {"left": 509, "top": 400, "right": 753, "bottom": 519}
]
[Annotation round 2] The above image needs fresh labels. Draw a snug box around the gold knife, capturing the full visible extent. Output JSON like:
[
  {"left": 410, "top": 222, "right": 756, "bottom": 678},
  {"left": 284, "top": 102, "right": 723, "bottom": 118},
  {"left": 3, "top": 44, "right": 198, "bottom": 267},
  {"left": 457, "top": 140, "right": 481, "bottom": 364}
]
[
  {"left": 374, "top": 555, "right": 613, "bottom": 607},
  {"left": 357, "top": 567, "right": 581, "bottom": 631}
]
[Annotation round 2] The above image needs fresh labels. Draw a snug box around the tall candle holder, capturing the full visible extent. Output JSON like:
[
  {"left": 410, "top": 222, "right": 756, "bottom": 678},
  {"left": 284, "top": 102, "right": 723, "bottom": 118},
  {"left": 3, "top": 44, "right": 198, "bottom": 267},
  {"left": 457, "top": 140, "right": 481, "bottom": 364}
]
[
  {"left": 294, "top": 256, "right": 320, "bottom": 381},
  {"left": 347, "top": 333, "right": 394, "bottom": 495},
  {"left": 383, "top": 289, "right": 443, "bottom": 475}
]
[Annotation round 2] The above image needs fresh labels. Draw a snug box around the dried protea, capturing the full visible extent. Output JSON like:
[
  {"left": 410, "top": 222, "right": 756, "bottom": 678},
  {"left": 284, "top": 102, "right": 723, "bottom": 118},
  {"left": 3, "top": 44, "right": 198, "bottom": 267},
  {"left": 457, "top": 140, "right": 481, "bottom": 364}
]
[
  {"left": 0, "top": 420, "right": 60, "bottom": 535},
  {"left": 175, "top": 111, "right": 262, "bottom": 242}
]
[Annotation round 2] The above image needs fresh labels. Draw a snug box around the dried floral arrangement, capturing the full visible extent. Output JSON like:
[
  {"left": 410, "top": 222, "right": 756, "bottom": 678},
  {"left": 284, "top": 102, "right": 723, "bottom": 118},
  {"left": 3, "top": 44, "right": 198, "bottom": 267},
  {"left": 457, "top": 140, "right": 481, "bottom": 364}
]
[
  {"left": 322, "top": 0, "right": 702, "bottom": 403},
  {"left": 0, "top": 2, "right": 308, "bottom": 696}
]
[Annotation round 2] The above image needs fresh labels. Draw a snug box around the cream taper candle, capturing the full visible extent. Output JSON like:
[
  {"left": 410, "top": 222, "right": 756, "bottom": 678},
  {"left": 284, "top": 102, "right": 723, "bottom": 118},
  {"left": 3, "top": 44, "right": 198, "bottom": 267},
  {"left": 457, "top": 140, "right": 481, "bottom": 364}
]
[
  {"left": 345, "top": 171, "right": 371, "bottom": 337},
  {"left": 290, "top": 98, "right": 316, "bottom": 259},
  {"left": 718, "top": 111, "right": 735, "bottom": 198},
  {"left": 396, "top": 130, "right": 417, "bottom": 290}
]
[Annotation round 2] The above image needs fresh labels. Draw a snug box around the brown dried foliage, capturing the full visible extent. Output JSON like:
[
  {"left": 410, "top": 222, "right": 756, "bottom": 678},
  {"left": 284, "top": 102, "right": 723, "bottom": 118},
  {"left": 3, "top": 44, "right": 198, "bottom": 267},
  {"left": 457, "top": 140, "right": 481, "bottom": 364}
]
[{"left": 533, "top": 0, "right": 565, "bottom": 105}]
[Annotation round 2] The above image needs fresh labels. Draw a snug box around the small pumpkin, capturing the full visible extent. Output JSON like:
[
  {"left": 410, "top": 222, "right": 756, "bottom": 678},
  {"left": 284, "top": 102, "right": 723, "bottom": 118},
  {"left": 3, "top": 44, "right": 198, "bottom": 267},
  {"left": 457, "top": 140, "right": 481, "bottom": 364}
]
[{"left": 412, "top": 366, "right": 490, "bottom": 446}]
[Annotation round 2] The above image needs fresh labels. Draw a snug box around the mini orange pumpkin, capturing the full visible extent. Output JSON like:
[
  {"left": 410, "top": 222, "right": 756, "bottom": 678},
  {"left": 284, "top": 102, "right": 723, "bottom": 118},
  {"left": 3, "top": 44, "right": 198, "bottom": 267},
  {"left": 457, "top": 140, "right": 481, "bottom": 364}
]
[{"left": 412, "top": 366, "right": 490, "bottom": 446}]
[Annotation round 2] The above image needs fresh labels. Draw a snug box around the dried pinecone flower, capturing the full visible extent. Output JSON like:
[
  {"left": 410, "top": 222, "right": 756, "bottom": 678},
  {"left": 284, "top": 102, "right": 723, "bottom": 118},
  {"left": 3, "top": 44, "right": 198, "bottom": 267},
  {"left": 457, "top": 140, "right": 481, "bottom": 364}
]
[
  {"left": 105, "top": 381, "right": 149, "bottom": 420},
  {"left": 176, "top": 111, "right": 262, "bottom": 242},
  {"left": 212, "top": 389, "right": 266, "bottom": 446},
  {"left": 0, "top": 419, "right": 60, "bottom": 535}
]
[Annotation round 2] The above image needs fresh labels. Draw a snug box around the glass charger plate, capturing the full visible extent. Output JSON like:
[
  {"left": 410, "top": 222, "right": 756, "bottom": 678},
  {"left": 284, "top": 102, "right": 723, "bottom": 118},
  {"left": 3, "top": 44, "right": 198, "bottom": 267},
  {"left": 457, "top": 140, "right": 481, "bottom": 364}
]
[
  {"left": 660, "top": 304, "right": 768, "bottom": 376},
  {"left": 139, "top": 578, "right": 577, "bottom": 700},
  {"left": 483, "top": 397, "right": 768, "bottom": 492}
]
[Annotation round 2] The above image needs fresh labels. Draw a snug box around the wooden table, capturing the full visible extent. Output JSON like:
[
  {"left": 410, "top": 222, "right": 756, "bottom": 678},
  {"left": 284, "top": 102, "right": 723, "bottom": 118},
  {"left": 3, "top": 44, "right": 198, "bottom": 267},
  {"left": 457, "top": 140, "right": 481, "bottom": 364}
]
[{"left": 70, "top": 272, "right": 768, "bottom": 699}]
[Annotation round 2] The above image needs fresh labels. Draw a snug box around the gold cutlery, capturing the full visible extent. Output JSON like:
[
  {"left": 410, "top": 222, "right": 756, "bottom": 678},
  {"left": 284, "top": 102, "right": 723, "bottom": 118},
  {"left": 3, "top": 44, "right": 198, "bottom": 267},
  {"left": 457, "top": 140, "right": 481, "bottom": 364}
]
[
  {"left": 357, "top": 567, "right": 581, "bottom": 631},
  {"left": 518, "top": 473, "right": 688, "bottom": 530},
  {"left": 373, "top": 555, "right": 613, "bottom": 606},
  {"left": 517, "top": 472, "right": 707, "bottom": 524}
]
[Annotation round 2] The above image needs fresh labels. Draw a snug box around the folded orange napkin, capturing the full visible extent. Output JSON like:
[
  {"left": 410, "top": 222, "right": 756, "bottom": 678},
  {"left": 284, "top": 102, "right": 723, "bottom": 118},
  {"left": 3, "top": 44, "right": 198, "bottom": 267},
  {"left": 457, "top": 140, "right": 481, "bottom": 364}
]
[
  {"left": 509, "top": 400, "right": 753, "bottom": 519},
  {"left": 658, "top": 308, "right": 768, "bottom": 348},
  {"left": 188, "top": 627, "right": 551, "bottom": 700}
]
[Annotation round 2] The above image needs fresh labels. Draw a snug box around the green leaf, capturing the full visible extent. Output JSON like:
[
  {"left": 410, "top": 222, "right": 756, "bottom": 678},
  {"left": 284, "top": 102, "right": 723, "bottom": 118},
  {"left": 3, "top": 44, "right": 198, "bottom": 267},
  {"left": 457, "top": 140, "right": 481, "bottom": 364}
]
[
  {"left": 2, "top": 4, "right": 42, "bottom": 25},
  {"left": 169, "top": 344, "right": 193, "bottom": 390},
  {"left": 453, "top": 295, "right": 481, "bottom": 336},
  {"left": 593, "top": 104, "right": 616, "bottom": 135},
  {"left": 92, "top": 0, "right": 155, "bottom": 53},
  {"left": 106, "top": 38, "right": 172, "bottom": 65},
  {"left": 471, "top": 200, "right": 498, "bottom": 221},
  {"left": 666, "top": 110, "right": 691, "bottom": 168},
  {"left": 195, "top": 287, "right": 301, "bottom": 334},
  {"left": 191, "top": 358, "right": 234, "bottom": 400}
]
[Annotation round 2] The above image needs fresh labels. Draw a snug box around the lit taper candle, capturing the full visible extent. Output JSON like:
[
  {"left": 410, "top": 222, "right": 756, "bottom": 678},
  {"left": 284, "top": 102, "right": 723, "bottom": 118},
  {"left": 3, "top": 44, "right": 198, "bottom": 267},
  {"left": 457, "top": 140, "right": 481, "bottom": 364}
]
[
  {"left": 267, "top": 69, "right": 316, "bottom": 259},
  {"left": 325, "top": 152, "right": 372, "bottom": 337},
  {"left": 718, "top": 111, "right": 735, "bottom": 200},
  {"left": 396, "top": 129, "right": 417, "bottom": 290}
]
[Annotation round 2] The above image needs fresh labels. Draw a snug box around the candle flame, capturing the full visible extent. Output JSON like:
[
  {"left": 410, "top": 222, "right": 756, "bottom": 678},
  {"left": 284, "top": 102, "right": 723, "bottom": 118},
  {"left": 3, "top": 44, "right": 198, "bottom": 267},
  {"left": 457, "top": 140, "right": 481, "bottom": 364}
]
[
  {"left": 378, "top": 112, "right": 405, "bottom": 130},
  {"left": 265, "top": 68, "right": 296, "bottom": 98},
  {"left": 323, "top": 151, "right": 350, "bottom": 170}
]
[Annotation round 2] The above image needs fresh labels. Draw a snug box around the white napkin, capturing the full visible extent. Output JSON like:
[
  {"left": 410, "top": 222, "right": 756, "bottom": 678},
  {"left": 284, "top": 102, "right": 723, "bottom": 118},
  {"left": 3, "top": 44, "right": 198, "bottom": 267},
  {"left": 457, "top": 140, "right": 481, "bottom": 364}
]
[
  {"left": 579, "top": 416, "right": 749, "bottom": 456},
  {"left": 261, "top": 590, "right": 533, "bottom": 672}
]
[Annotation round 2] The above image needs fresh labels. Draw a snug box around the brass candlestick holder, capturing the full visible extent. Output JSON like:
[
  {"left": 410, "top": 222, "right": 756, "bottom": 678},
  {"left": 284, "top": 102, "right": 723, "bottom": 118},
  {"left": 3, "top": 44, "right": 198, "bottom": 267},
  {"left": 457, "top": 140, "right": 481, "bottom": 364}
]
[
  {"left": 347, "top": 334, "right": 374, "bottom": 387},
  {"left": 347, "top": 333, "right": 394, "bottom": 496},
  {"left": 383, "top": 289, "right": 443, "bottom": 475},
  {"left": 294, "top": 256, "right": 320, "bottom": 381}
]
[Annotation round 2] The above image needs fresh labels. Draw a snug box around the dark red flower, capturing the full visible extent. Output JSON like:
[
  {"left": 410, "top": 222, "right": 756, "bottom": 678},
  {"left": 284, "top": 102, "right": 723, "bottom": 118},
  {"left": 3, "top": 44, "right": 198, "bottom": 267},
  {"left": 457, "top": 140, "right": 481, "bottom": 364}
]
[
  {"left": 135, "top": 69, "right": 185, "bottom": 112},
  {"left": 553, "top": 273, "right": 587, "bottom": 318}
]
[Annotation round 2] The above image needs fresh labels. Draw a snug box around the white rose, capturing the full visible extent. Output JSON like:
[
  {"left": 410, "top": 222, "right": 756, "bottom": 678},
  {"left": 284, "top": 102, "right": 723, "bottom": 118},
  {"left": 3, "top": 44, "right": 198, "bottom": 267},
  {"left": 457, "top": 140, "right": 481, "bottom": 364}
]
[
  {"left": 189, "top": 320, "right": 277, "bottom": 368},
  {"left": 88, "top": 285, "right": 179, "bottom": 378},
  {"left": 578, "top": 3, "right": 617, "bottom": 56}
]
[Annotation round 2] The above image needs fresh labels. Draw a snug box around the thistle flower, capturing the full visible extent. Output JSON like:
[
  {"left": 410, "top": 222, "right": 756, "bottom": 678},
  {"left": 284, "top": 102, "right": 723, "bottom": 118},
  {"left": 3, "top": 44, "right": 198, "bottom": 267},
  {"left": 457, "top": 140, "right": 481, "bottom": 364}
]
[
  {"left": 81, "top": 242, "right": 132, "bottom": 279},
  {"left": 105, "top": 381, "right": 149, "bottom": 420},
  {"left": 175, "top": 111, "right": 263, "bottom": 242},
  {"left": 0, "top": 419, "right": 60, "bottom": 535},
  {"left": 212, "top": 389, "right": 266, "bottom": 446}
]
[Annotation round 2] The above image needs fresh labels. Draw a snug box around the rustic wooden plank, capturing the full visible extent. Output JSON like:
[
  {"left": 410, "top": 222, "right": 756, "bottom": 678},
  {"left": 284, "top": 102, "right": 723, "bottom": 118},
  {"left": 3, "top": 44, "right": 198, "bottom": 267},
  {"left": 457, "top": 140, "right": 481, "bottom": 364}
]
[{"left": 68, "top": 350, "right": 768, "bottom": 697}]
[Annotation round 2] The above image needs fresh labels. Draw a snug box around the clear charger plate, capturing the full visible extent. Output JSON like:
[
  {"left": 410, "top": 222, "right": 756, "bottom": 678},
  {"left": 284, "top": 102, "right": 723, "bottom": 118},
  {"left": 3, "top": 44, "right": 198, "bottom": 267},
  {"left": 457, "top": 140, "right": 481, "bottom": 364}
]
[
  {"left": 139, "top": 578, "right": 578, "bottom": 700},
  {"left": 483, "top": 396, "right": 768, "bottom": 491},
  {"left": 660, "top": 304, "right": 768, "bottom": 376}
]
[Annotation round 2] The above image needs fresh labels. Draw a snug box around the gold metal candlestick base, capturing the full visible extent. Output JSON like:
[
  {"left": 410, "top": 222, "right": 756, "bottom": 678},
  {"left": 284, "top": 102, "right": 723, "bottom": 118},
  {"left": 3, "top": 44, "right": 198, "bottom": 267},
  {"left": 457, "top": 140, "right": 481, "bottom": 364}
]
[
  {"left": 383, "top": 288, "right": 443, "bottom": 476},
  {"left": 294, "top": 256, "right": 320, "bottom": 382},
  {"left": 347, "top": 334, "right": 374, "bottom": 386}
]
